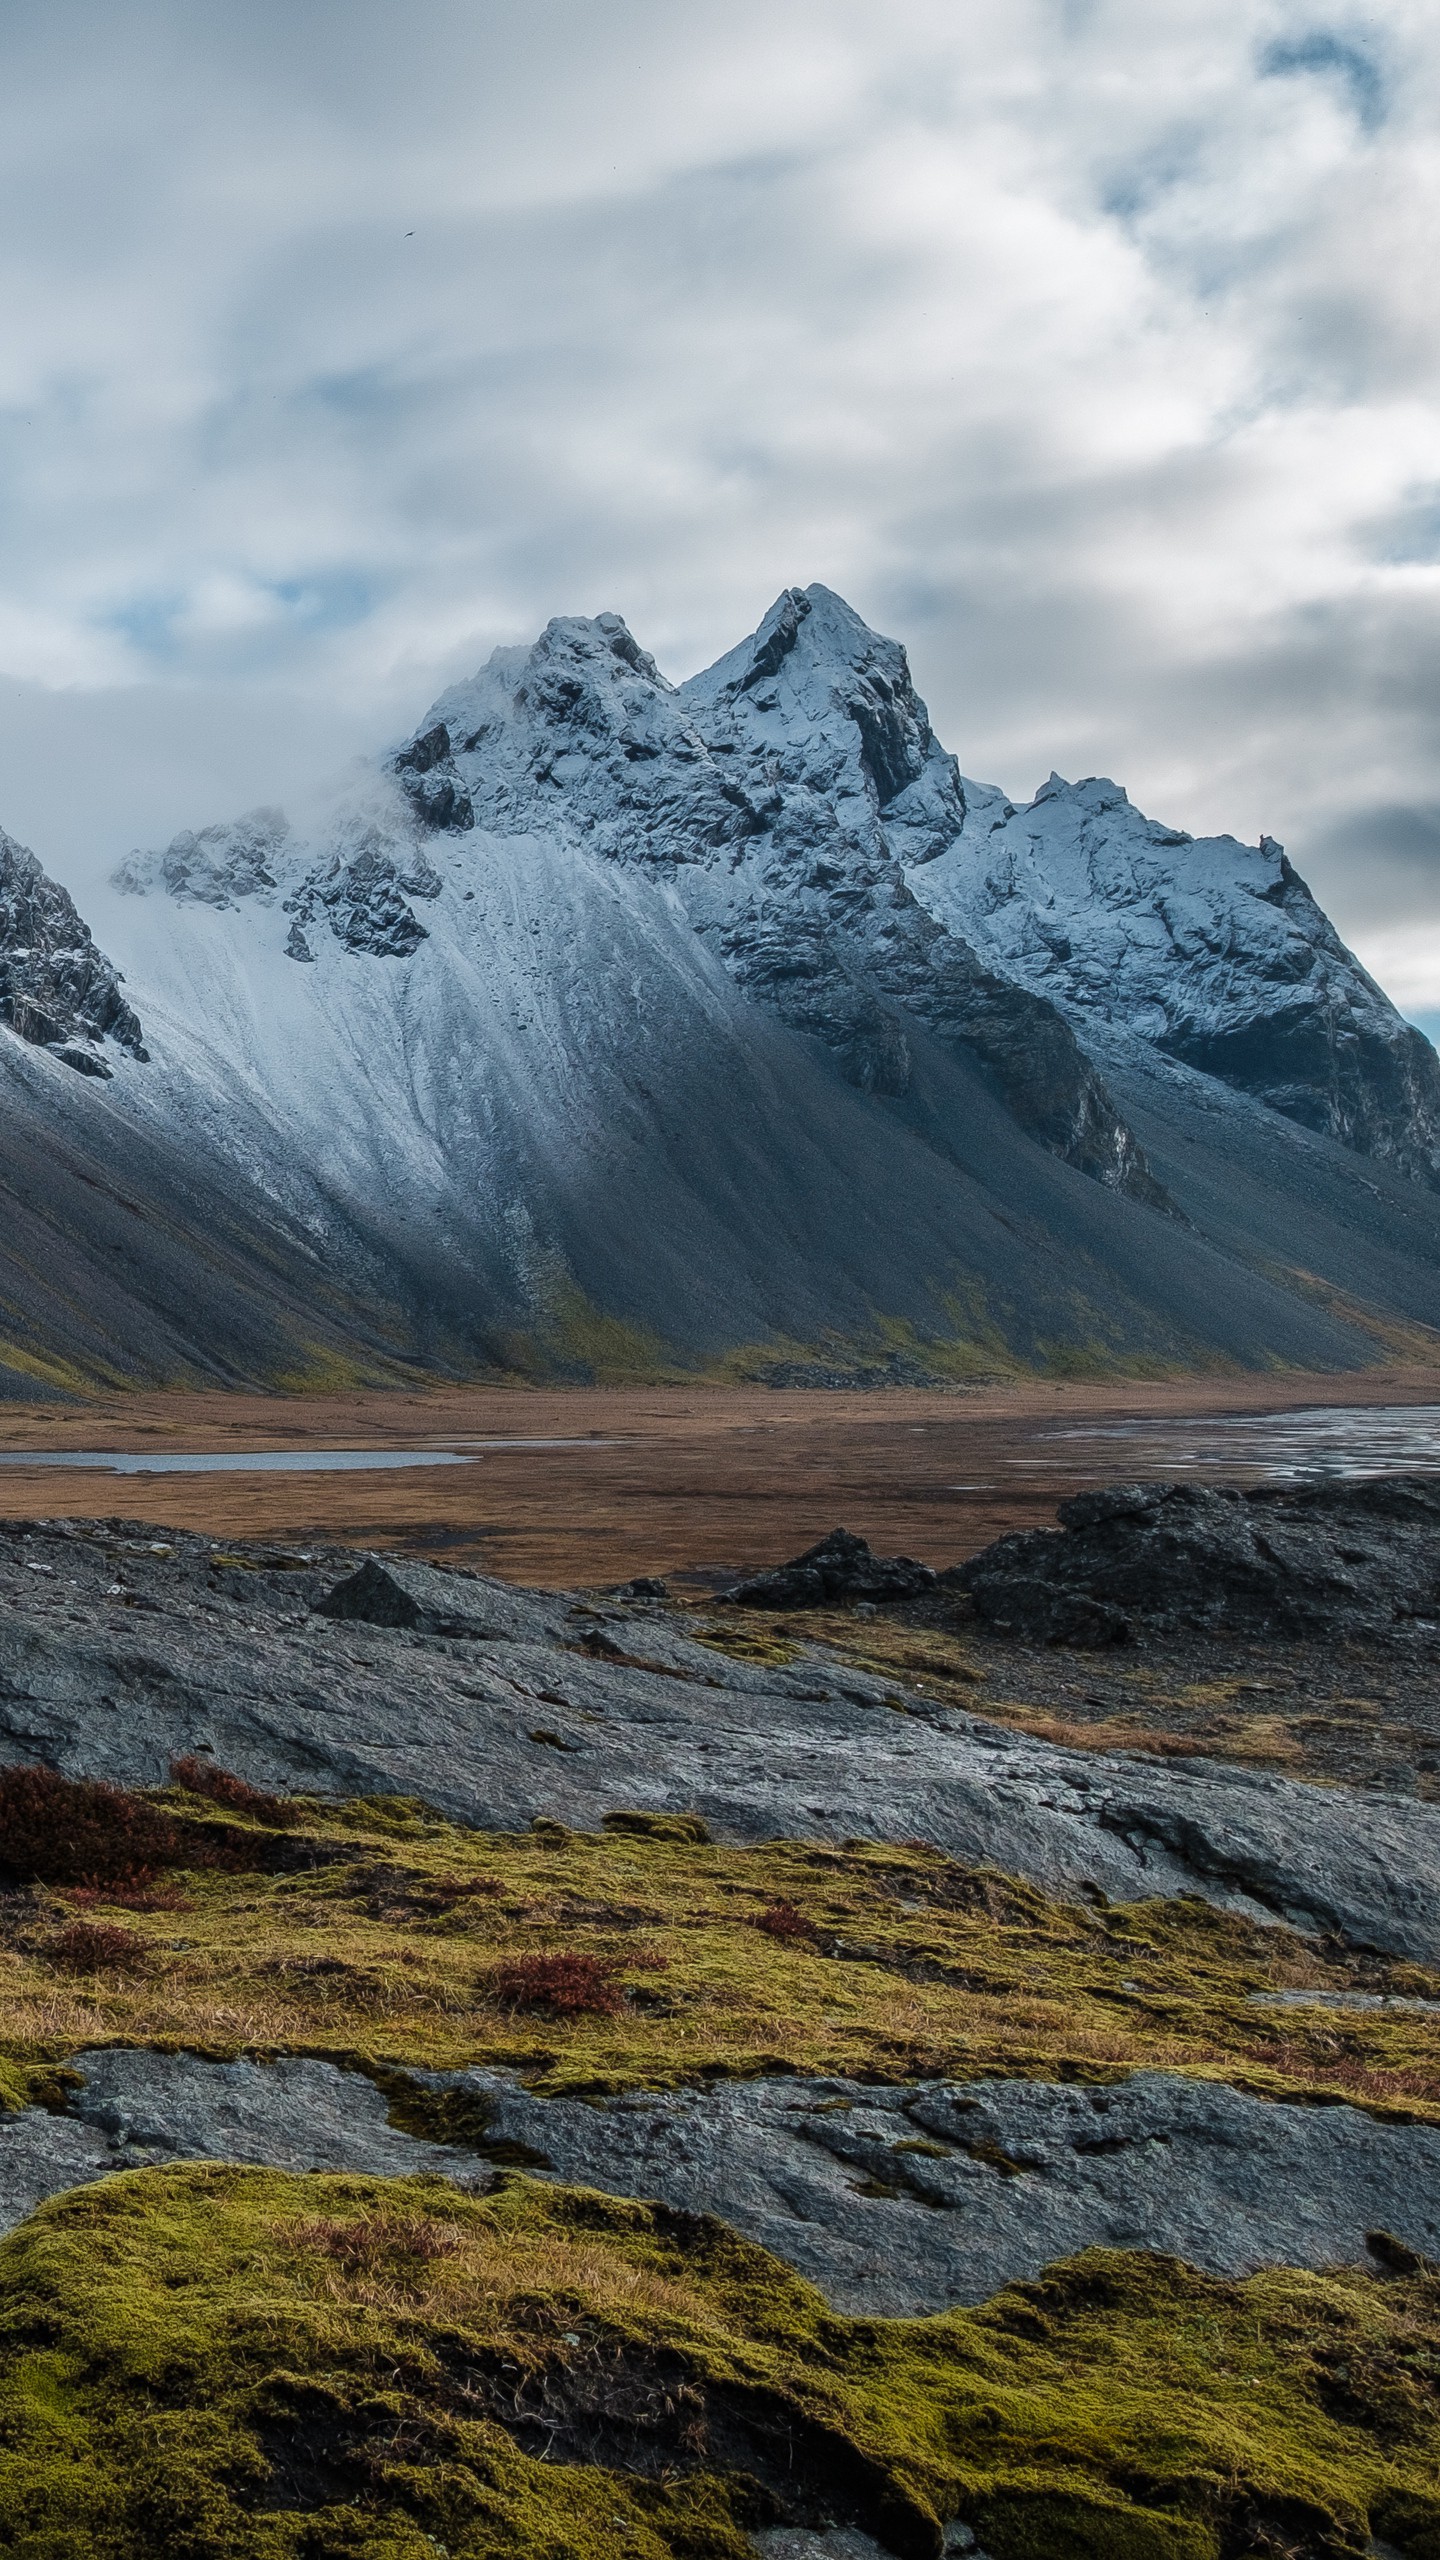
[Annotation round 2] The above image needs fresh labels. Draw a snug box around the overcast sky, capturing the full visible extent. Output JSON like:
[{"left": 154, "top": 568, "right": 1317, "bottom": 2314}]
[{"left": 3, "top": 0, "right": 1440, "bottom": 1021}]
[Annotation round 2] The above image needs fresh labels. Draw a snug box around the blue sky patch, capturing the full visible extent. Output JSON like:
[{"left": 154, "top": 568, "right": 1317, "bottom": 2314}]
[{"left": 1258, "top": 29, "right": 1387, "bottom": 130}]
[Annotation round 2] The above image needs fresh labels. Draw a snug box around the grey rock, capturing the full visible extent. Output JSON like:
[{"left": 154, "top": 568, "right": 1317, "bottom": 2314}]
[
  {"left": 958, "top": 1471, "right": 1440, "bottom": 1643},
  {"left": 70, "top": 2047, "right": 492, "bottom": 2181},
  {"left": 312, "top": 1553, "right": 514, "bottom": 1637},
  {"left": 115, "top": 807, "right": 290, "bottom": 911},
  {"left": 1250, "top": 1988, "right": 1440, "bottom": 2014},
  {"left": 0, "top": 2047, "right": 492, "bottom": 2237},
  {"left": 433, "top": 2065, "right": 1440, "bottom": 2317},
  {"left": 52, "top": 1041, "right": 113, "bottom": 1079},
  {"left": 753, "top": 2534, "right": 900, "bottom": 2560},
  {"left": 1, "top": 1522, "right": 1437, "bottom": 1959},
  {"left": 2, "top": 2047, "right": 1433, "bottom": 2335},
  {"left": 0, "top": 2106, "right": 125, "bottom": 2233},
  {"left": 292, "top": 833, "right": 441, "bottom": 958},
  {"left": 723, "top": 1527, "right": 937, "bottom": 1610}
]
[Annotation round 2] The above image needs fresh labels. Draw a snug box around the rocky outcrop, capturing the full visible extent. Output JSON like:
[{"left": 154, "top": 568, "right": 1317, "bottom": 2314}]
[
  {"left": 0, "top": 829, "right": 145, "bottom": 1071},
  {"left": 956, "top": 1472, "right": 1440, "bottom": 1645},
  {"left": 0, "top": 2051, "right": 1434, "bottom": 2327},
  {"left": 436, "top": 2065, "right": 1440, "bottom": 2317},
  {"left": 1, "top": 1521, "right": 1437, "bottom": 1958},
  {"left": 909, "top": 771, "right": 1440, "bottom": 1187},
  {"left": 120, "top": 787, "right": 445, "bottom": 962},
  {"left": 115, "top": 807, "right": 290, "bottom": 908},
  {"left": 0, "top": 2048, "right": 492, "bottom": 2242},
  {"left": 722, "top": 1527, "right": 937, "bottom": 1608},
  {"left": 387, "top": 719, "right": 474, "bottom": 832},
  {"left": 283, "top": 830, "right": 443, "bottom": 958}
]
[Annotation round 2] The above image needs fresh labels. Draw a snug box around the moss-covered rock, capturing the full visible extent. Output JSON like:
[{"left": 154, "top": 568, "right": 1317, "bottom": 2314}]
[{"left": 0, "top": 2164, "right": 1433, "bottom": 2557}]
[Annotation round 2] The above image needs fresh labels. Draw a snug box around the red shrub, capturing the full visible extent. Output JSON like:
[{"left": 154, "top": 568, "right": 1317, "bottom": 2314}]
[
  {"left": 169, "top": 1756, "right": 300, "bottom": 1828},
  {"left": 48, "top": 1920, "right": 149, "bottom": 1974},
  {"left": 489, "top": 1952, "right": 624, "bottom": 2017},
  {"left": 755, "top": 1900, "right": 818, "bottom": 1943},
  {"left": 0, "top": 1762, "right": 265, "bottom": 1888},
  {"left": 67, "top": 1882, "right": 193, "bottom": 1914},
  {"left": 0, "top": 1764, "right": 190, "bottom": 1887}
]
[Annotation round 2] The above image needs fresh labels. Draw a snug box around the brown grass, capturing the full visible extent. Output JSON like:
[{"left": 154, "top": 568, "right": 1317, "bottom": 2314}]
[
  {"left": 47, "top": 1921, "right": 150, "bottom": 1974},
  {"left": 3, "top": 1369, "right": 1438, "bottom": 1584}
]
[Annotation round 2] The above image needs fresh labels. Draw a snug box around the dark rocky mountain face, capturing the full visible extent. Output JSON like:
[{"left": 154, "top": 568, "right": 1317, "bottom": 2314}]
[
  {"left": 1159, "top": 849, "right": 1440, "bottom": 1183},
  {"left": 0, "top": 830, "right": 145, "bottom": 1075}
]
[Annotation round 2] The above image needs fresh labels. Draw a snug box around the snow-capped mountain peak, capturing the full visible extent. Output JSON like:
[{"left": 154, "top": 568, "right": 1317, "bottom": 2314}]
[{"left": 908, "top": 765, "right": 1440, "bottom": 1184}]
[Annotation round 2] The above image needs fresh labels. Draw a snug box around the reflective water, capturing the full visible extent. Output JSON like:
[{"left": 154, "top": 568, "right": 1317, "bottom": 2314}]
[
  {"left": 0, "top": 1440, "right": 609, "bottom": 1475},
  {"left": 1032, "top": 1402, "right": 1440, "bottom": 1484}
]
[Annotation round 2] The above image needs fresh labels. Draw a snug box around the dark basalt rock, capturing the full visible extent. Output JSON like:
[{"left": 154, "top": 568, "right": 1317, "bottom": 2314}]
[
  {"left": 312, "top": 1554, "right": 504, "bottom": 1639},
  {"left": 0, "top": 829, "right": 146, "bottom": 1064},
  {"left": 723, "top": 1527, "right": 937, "bottom": 1609},
  {"left": 313, "top": 1559, "right": 422, "bottom": 1628},
  {"left": 956, "top": 1472, "right": 1440, "bottom": 1646},
  {"left": 285, "top": 836, "right": 443, "bottom": 960},
  {"left": 389, "top": 721, "right": 474, "bottom": 833}
]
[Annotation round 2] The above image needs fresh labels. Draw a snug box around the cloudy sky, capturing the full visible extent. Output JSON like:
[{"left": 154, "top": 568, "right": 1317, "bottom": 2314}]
[{"left": 3, "top": 0, "right": 1440, "bottom": 1024}]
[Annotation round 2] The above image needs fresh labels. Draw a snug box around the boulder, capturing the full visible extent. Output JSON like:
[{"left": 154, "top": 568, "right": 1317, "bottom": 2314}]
[
  {"left": 723, "top": 1527, "right": 936, "bottom": 1609},
  {"left": 312, "top": 1556, "right": 504, "bottom": 1639}
]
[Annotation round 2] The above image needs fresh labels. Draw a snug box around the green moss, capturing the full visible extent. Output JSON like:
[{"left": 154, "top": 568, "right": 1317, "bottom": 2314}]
[
  {"left": 706, "top": 1307, "right": 1020, "bottom": 1388},
  {"left": 0, "top": 1809, "right": 1434, "bottom": 2116},
  {"left": 512, "top": 1284, "right": 690, "bottom": 1386},
  {"left": 0, "top": 2165, "right": 1431, "bottom": 2557}
]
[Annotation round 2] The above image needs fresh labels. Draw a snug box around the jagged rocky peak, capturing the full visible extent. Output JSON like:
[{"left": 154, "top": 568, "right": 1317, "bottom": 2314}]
[
  {"left": 115, "top": 807, "right": 291, "bottom": 909},
  {"left": 116, "top": 781, "right": 445, "bottom": 966},
  {"left": 679, "top": 582, "right": 967, "bottom": 862},
  {"left": 909, "top": 769, "right": 1440, "bottom": 1187},
  {"left": 358, "top": 595, "right": 1166, "bottom": 1203},
  {"left": 423, "top": 611, "right": 756, "bottom": 866},
  {"left": 0, "top": 829, "right": 144, "bottom": 1076}
]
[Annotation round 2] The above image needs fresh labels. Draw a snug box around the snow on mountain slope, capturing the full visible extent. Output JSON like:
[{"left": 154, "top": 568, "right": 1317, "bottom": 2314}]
[
  {"left": 21, "top": 579, "right": 1439, "bottom": 1384},
  {"left": 103, "top": 786, "right": 1345, "bottom": 1375},
  {"left": 907, "top": 770, "right": 1440, "bottom": 1188},
  {"left": 419, "top": 595, "right": 1163, "bottom": 1201}
]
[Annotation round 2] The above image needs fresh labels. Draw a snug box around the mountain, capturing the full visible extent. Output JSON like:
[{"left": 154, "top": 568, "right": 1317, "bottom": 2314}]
[
  {"left": 4, "top": 583, "right": 1440, "bottom": 1393},
  {"left": 908, "top": 764, "right": 1440, "bottom": 1184}
]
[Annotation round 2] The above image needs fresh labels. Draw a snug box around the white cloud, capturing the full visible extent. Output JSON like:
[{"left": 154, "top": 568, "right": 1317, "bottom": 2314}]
[{"left": 0, "top": 0, "right": 1439, "bottom": 1000}]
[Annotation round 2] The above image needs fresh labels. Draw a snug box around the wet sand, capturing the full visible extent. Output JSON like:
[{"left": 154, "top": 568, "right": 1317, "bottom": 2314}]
[{"left": 1, "top": 1369, "right": 1438, "bottom": 1586}]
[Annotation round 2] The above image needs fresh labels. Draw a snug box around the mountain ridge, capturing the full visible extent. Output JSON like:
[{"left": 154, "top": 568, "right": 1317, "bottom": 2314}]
[{"left": 2, "top": 582, "right": 1439, "bottom": 1393}]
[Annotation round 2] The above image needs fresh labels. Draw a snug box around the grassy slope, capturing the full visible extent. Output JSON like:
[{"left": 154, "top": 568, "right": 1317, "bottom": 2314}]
[{"left": 0, "top": 1798, "right": 1436, "bottom": 2118}]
